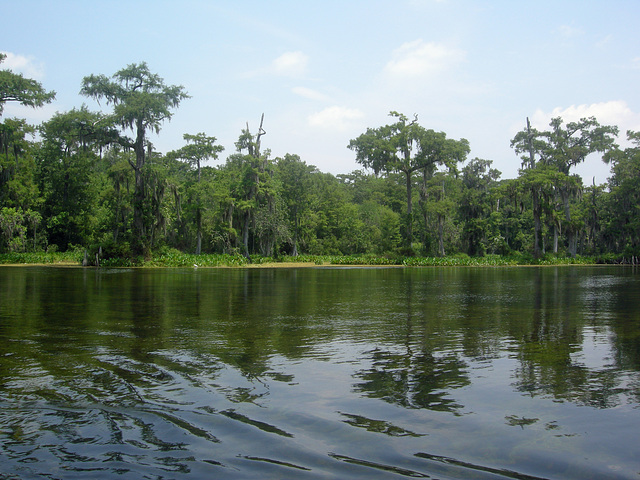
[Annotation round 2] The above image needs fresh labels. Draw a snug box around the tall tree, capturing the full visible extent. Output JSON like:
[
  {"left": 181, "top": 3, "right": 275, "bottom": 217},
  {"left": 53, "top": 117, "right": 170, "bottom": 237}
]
[
  {"left": 602, "top": 131, "right": 640, "bottom": 254},
  {"left": 511, "top": 118, "right": 547, "bottom": 257},
  {"left": 349, "top": 112, "right": 427, "bottom": 250},
  {"left": 543, "top": 117, "right": 618, "bottom": 256},
  {"left": 459, "top": 158, "right": 501, "bottom": 255},
  {"left": 337, "top": 170, "right": 403, "bottom": 254},
  {"left": 38, "top": 106, "right": 114, "bottom": 249},
  {"left": 307, "top": 172, "right": 360, "bottom": 255},
  {"left": 169, "top": 133, "right": 224, "bottom": 182},
  {"left": 168, "top": 133, "right": 224, "bottom": 254},
  {"left": 80, "top": 62, "right": 189, "bottom": 255},
  {"left": 103, "top": 150, "right": 135, "bottom": 246},
  {"left": 512, "top": 116, "right": 617, "bottom": 257},
  {"left": 0, "top": 118, "right": 40, "bottom": 213},
  {"left": 0, "top": 53, "right": 54, "bottom": 251},
  {"left": 0, "top": 53, "right": 56, "bottom": 117},
  {"left": 581, "top": 179, "right": 607, "bottom": 254},
  {"left": 276, "top": 153, "right": 316, "bottom": 256},
  {"left": 230, "top": 114, "right": 271, "bottom": 259},
  {"left": 0, "top": 119, "right": 41, "bottom": 251},
  {"left": 416, "top": 129, "right": 469, "bottom": 255}
]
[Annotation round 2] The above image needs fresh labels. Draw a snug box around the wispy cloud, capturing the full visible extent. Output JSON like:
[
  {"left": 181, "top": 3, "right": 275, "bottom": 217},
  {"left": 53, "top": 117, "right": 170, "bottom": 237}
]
[
  {"left": 308, "top": 106, "right": 364, "bottom": 131},
  {"left": 596, "top": 34, "right": 613, "bottom": 50},
  {"left": 384, "top": 39, "right": 465, "bottom": 79},
  {"left": 240, "top": 50, "right": 310, "bottom": 80},
  {"left": 557, "top": 24, "right": 584, "bottom": 38},
  {"left": 292, "top": 86, "right": 332, "bottom": 102},
  {"left": 272, "top": 51, "right": 309, "bottom": 77}
]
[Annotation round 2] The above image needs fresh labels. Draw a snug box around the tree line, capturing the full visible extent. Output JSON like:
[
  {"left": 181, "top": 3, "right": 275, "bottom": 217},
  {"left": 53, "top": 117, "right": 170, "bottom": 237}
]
[{"left": 1, "top": 59, "right": 638, "bottom": 261}]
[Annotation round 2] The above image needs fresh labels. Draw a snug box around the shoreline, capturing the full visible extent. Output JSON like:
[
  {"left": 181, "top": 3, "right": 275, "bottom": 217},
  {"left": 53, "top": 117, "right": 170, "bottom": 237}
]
[
  {"left": 2, "top": 252, "right": 634, "bottom": 269},
  {"left": 0, "top": 261, "right": 627, "bottom": 269}
]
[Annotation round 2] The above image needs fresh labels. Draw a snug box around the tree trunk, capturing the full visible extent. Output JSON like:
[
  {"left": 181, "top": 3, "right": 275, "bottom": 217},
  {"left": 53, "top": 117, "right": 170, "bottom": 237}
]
[
  {"left": 526, "top": 118, "right": 543, "bottom": 259},
  {"left": 242, "top": 211, "right": 250, "bottom": 260},
  {"left": 405, "top": 170, "right": 413, "bottom": 248},
  {"left": 438, "top": 213, "right": 446, "bottom": 257},
  {"left": 532, "top": 189, "right": 542, "bottom": 258},
  {"left": 132, "top": 119, "right": 147, "bottom": 255},
  {"left": 195, "top": 207, "right": 202, "bottom": 255},
  {"left": 418, "top": 168, "right": 433, "bottom": 255},
  {"left": 292, "top": 209, "right": 299, "bottom": 256},
  {"left": 561, "top": 191, "right": 577, "bottom": 257}
]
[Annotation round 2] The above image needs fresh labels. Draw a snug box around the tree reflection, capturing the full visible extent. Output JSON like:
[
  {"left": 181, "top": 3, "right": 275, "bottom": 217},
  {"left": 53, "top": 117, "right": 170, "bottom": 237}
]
[
  {"left": 508, "top": 268, "right": 639, "bottom": 408},
  {"left": 339, "top": 412, "right": 425, "bottom": 437},
  {"left": 351, "top": 271, "right": 471, "bottom": 414},
  {"left": 608, "top": 271, "right": 640, "bottom": 373},
  {"left": 353, "top": 348, "right": 469, "bottom": 413}
]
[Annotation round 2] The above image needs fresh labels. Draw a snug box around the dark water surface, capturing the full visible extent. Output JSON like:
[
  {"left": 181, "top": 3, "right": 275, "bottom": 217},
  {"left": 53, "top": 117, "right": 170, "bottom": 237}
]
[{"left": 0, "top": 266, "right": 638, "bottom": 479}]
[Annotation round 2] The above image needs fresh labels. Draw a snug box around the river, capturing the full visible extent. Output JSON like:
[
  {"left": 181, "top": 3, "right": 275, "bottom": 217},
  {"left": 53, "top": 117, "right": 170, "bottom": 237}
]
[{"left": 0, "top": 265, "right": 638, "bottom": 479}]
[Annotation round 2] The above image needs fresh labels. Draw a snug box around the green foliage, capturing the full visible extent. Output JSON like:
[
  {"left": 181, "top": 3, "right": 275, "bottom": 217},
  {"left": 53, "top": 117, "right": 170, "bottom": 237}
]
[
  {"left": 459, "top": 158, "right": 501, "bottom": 256},
  {"left": 1, "top": 119, "right": 40, "bottom": 211},
  {"left": 0, "top": 53, "right": 56, "bottom": 116},
  {"left": 80, "top": 63, "right": 189, "bottom": 136},
  {"left": 349, "top": 112, "right": 469, "bottom": 250},
  {"left": 403, "top": 254, "right": 513, "bottom": 267},
  {"left": 0, "top": 250, "right": 81, "bottom": 265},
  {"left": 599, "top": 131, "right": 640, "bottom": 253},
  {"left": 80, "top": 62, "right": 190, "bottom": 256},
  {"left": 148, "top": 248, "right": 248, "bottom": 267},
  {"left": 0, "top": 247, "right": 628, "bottom": 268},
  {"left": 38, "top": 107, "right": 111, "bottom": 250},
  {"left": 167, "top": 132, "right": 224, "bottom": 175},
  {"left": 0, "top": 207, "right": 42, "bottom": 253},
  {"left": 511, "top": 116, "right": 619, "bottom": 258},
  {"left": 275, "top": 154, "right": 317, "bottom": 255},
  {"left": 1, "top": 59, "right": 638, "bottom": 266}
]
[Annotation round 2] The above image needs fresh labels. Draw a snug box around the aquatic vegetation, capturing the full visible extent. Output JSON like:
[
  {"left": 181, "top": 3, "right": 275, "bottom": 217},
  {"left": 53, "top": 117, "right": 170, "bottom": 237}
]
[
  {"left": 0, "top": 251, "right": 82, "bottom": 265},
  {"left": 0, "top": 250, "right": 631, "bottom": 268}
]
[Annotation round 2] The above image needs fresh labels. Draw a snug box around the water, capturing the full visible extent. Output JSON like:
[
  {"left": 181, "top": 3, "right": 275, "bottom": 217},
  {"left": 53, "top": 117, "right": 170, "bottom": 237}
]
[{"left": 0, "top": 266, "right": 638, "bottom": 479}]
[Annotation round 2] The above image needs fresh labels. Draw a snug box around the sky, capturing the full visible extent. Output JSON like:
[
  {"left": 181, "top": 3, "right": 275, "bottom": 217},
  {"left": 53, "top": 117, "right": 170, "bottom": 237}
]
[{"left": 3, "top": 0, "right": 640, "bottom": 184}]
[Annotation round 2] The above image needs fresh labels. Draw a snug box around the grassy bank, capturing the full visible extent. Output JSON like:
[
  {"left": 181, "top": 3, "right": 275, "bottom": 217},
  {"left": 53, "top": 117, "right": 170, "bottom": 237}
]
[
  {"left": 0, "top": 251, "right": 83, "bottom": 266},
  {"left": 0, "top": 251, "right": 634, "bottom": 268}
]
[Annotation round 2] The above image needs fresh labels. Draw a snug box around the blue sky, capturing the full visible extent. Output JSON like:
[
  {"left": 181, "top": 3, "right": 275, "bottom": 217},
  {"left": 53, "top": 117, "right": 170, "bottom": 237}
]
[{"left": 3, "top": 0, "right": 640, "bottom": 183}]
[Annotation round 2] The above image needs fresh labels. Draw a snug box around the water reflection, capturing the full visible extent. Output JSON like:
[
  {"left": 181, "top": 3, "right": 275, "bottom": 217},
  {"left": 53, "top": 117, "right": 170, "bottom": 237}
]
[
  {"left": 504, "top": 268, "right": 640, "bottom": 408},
  {"left": 0, "top": 266, "right": 639, "bottom": 479},
  {"left": 353, "top": 348, "right": 469, "bottom": 412}
]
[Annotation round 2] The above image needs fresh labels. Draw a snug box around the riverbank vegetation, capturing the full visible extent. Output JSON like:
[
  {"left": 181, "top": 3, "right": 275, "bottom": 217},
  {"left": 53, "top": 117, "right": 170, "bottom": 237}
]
[
  {"left": 2, "top": 59, "right": 639, "bottom": 265},
  {"left": 0, "top": 250, "right": 632, "bottom": 268}
]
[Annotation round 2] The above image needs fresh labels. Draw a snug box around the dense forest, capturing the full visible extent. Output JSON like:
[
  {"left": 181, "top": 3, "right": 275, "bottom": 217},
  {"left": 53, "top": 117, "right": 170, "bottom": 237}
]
[{"left": 1, "top": 58, "right": 639, "bottom": 264}]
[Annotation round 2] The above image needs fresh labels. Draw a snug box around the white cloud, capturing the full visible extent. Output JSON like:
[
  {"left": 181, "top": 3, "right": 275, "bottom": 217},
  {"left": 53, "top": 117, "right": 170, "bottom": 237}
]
[
  {"left": 510, "top": 101, "right": 640, "bottom": 184},
  {"left": 272, "top": 51, "right": 309, "bottom": 77},
  {"left": 384, "top": 39, "right": 465, "bottom": 78},
  {"left": 292, "top": 86, "right": 331, "bottom": 102},
  {"left": 0, "top": 51, "right": 45, "bottom": 79},
  {"left": 530, "top": 101, "right": 640, "bottom": 134},
  {"left": 557, "top": 24, "right": 583, "bottom": 38},
  {"left": 308, "top": 106, "right": 364, "bottom": 131}
]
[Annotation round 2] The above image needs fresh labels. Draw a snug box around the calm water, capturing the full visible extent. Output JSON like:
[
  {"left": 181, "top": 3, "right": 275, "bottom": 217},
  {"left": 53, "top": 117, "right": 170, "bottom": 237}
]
[{"left": 0, "top": 265, "right": 639, "bottom": 479}]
